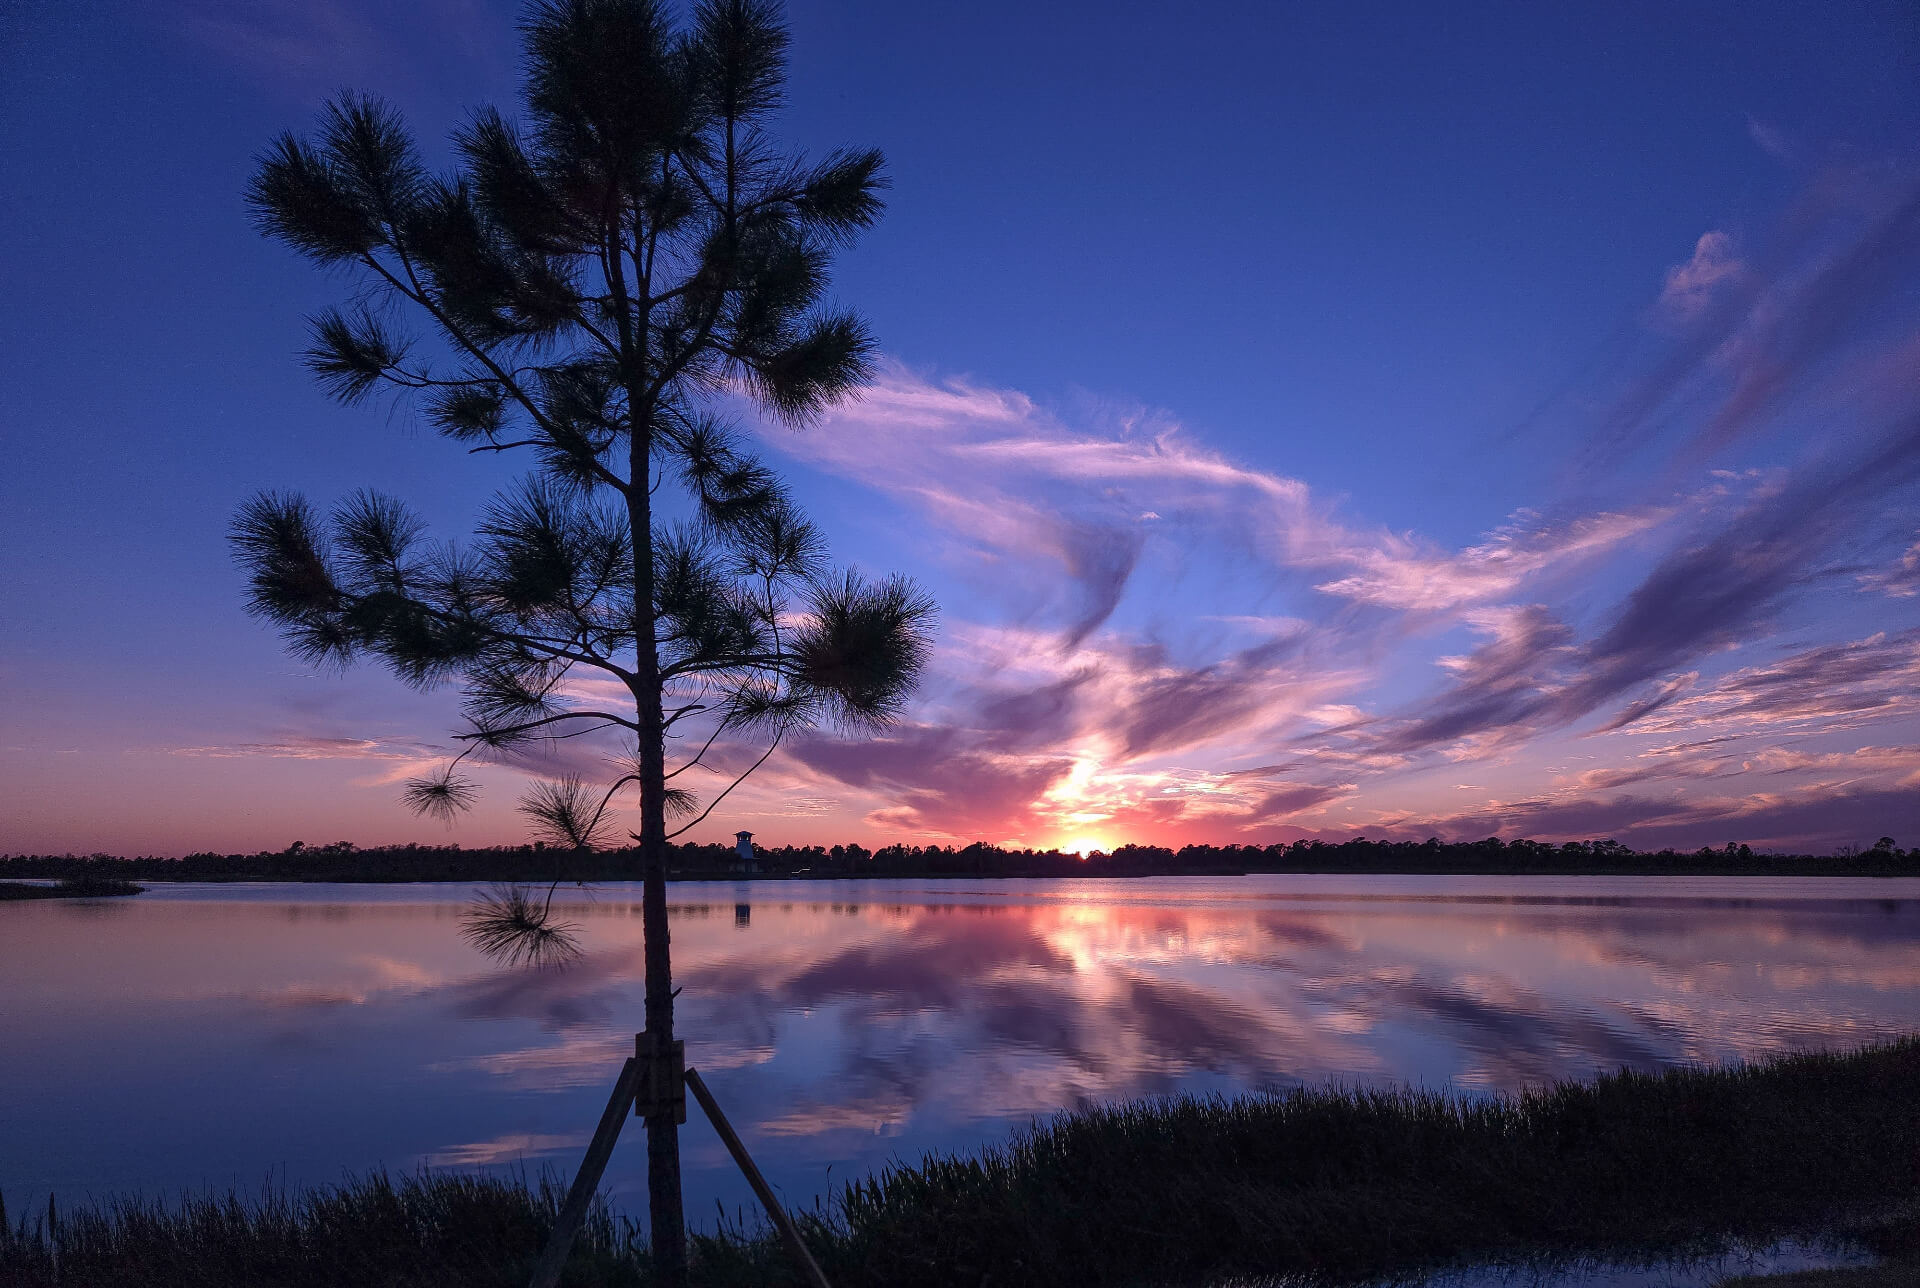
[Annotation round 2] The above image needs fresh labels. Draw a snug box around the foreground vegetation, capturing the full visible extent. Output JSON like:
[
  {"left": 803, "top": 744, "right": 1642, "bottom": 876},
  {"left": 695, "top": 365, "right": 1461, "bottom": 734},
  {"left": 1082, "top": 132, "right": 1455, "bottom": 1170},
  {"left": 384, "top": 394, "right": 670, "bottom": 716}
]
[
  {"left": 4, "top": 1040, "right": 1918, "bottom": 1287},
  {"left": 3, "top": 833, "right": 1916, "bottom": 884}
]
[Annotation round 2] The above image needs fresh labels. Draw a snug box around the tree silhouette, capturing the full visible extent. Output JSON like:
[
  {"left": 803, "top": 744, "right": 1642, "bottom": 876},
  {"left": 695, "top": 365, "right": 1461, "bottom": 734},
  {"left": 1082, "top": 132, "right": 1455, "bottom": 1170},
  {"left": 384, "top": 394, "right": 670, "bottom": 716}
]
[{"left": 232, "top": 0, "right": 931, "bottom": 1276}]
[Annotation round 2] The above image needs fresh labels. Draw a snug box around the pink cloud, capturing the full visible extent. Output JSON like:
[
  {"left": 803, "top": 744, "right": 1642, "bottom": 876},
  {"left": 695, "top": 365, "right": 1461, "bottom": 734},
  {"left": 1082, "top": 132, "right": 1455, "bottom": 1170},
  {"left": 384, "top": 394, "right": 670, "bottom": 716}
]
[
  {"left": 759, "top": 364, "right": 1678, "bottom": 630},
  {"left": 719, "top": 275, "right": 1920, "bottom": 850},
  {"left": 1658, "top": 231, "right": 1744, "bottom": 322},
  {"left": 1861, "top": 537, "right": 1920, "bottom": 598},
  {"left": 1600, "top": 166, "right": 1920, "bottom": 469},
  {"left": 169, "top": 735, "right": 441, "bottom": 761},
  {"left": 768, "top": 626, "right": 1366, "bottom": 845},
  {"left": 75, "top": 157, "right": 1910, "bottom": 858}
]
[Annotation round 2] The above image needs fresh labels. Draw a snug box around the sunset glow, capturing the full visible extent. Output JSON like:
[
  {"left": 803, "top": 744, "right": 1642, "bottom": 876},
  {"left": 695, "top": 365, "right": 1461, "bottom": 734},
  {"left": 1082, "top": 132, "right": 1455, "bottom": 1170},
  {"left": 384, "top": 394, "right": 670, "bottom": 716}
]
[
  {"left": 2, "top": 2, "right": 1917, "bottom": 858},
  {"left": 8, "top": 8, "right": 1920, "bottom": 1286}
]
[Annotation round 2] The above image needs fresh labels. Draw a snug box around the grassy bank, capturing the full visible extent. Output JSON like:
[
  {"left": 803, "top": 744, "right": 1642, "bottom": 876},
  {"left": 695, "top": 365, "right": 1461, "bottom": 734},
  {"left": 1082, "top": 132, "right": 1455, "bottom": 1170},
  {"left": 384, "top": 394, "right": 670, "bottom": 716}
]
[
  {"left": 4, "top": 1040, "right": 1918, "bottom": 1287},
  {"left": 0, "top": 876, "right": 144, "bottom": 901}
]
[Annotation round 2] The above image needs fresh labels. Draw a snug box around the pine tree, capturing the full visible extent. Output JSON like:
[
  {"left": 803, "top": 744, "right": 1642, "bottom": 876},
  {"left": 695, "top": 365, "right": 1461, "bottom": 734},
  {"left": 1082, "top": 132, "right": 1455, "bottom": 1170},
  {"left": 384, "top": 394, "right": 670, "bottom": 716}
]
[{"left": 232, "top": 1, "right": 931, "bottom": 1277}]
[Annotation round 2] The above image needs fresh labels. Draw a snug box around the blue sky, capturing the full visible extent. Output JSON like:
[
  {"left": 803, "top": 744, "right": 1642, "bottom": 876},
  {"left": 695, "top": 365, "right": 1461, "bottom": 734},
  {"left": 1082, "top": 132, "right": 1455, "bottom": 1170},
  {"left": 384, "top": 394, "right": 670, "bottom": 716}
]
[{"left": 2, "top": 0, "right": 1917, "bottom": 855}]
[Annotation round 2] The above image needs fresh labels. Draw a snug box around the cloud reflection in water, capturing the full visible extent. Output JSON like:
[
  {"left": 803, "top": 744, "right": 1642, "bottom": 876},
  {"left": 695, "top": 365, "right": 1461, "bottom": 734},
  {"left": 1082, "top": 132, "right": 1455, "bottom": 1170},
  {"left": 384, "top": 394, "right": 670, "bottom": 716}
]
[
  {"left": 4, "top": 878, "right": 1918, "bottom": 1224},
  {"left": 443, "top": 881, "right": 1920, "bottom": 1152}
]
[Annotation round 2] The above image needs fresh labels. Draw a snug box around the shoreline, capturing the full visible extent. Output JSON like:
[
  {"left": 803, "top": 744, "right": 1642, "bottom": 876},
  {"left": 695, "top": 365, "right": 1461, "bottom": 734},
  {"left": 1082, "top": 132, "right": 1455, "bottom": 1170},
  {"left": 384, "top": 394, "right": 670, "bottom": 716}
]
[
  {"left": 7, "top": 862, "right": 1918, "bottom": 885},
  {"left": 6, "top": 837, "right": 1916, "bottom": 887}
]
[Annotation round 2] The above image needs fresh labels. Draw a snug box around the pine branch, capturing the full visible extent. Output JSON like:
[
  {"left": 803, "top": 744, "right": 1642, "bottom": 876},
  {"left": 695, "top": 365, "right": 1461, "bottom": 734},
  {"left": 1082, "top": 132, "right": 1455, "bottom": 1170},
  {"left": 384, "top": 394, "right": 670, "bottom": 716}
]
[
  {"left": 357, "top": 250, "right": 629, "bottom": 493},
  {"left": 663, "top": 722, "right": 786, "bottom": 840},
  {"left": 453, "top": 709, "right": 641, "bottom": 744}
]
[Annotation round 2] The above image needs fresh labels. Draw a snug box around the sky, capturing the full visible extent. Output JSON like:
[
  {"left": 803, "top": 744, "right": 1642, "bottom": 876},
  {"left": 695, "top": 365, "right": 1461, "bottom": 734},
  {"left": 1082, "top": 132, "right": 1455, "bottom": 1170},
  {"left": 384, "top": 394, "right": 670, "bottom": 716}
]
[{"left": 2, "top": 0, "right": 1917, "bottom": 858}]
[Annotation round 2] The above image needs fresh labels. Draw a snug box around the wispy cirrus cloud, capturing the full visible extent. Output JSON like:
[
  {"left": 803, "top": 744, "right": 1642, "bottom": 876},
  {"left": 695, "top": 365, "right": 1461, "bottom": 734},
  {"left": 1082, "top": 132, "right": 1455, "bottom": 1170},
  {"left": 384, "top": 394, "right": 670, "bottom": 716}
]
[
  {"left": 1861, "top": 537, "right": 1920, "bottom": 598},
  {"left": 169, "top": 735, "right": 441, "bottom": 761},
  {"left": 1311, "top": 507, "right": 1677, "bottom": 612},
  {"left": 714, "top": 156, "right": 1920, "bottom": 852},
  {"left": 175, "top": 0, "right": 506, "bottom": 96},
  {"left": 188, "top": 155, "right": 1916, "bottom": 855},
  {"left": 767, "top": 363, "right": 1680, "bottom": 630},
  {"left": 1626, "top": 630, "right": 1920, "bottom": 738},
  {"left": 166, "top": 732, "right": 451, "bottom": 794},
  {"left": 1299, "top": 412, "right": 1920, "bottom": 767},
  {"left": 1591, "top": 164, "right": 1920, "bottom": 470},
  {"left": 1381, "top": 780, "right": 1920, "bottom": 854},
  {"left": 179, "top": 0, "right": 391, "bottom": 88}
]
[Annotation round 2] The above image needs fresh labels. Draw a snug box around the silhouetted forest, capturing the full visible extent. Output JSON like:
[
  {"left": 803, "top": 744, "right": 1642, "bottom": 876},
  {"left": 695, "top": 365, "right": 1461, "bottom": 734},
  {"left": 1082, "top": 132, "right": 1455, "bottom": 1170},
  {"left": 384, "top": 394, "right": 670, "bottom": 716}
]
[{"left": 2, "top": 834, "right": 1913, "bottom": 882}]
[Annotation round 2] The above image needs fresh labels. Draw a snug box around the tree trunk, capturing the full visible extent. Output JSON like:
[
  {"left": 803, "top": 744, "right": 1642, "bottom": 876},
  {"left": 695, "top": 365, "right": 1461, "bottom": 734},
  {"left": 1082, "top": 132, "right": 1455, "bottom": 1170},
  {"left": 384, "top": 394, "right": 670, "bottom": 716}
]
[
  {"left": 629, "top": 396, "right": 686, "bottom": 1281},
  {"left": 634, "top": 522, "right": 686, "bottom": 1282},
  {"left": 641, "top": 838, "right": 684, "bottom": 1282},
  {"left": 607, "top": 191, "right": 688, "bottom": 1282}
]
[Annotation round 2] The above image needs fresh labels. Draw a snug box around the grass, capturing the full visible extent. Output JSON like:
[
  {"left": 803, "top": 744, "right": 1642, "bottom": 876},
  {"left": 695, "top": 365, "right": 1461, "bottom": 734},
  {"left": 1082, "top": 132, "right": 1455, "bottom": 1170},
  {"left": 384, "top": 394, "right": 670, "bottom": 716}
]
[
  {"left": 0, "top": 1173, "right": 650, "bottom": 1288},
  {"left": 4, "top": 1040, "right": 1919, "bottom": 1287},
  {"left": 0, "top": 876, "right": 145, "bottom": 901}
]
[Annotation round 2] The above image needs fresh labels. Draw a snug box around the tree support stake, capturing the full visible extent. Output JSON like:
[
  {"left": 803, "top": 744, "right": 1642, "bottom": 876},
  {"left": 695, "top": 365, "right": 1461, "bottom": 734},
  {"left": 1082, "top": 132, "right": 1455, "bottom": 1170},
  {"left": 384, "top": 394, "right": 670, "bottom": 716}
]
[
  {"left": 685, "top": 1065, "right": 833, "bottom": 1288},
  {"left": 528, "top": 1055, "right": 642, "bottom": 1288},
  {"left": 528, "top": 1036, "right": 831, "bottom": 1288}
]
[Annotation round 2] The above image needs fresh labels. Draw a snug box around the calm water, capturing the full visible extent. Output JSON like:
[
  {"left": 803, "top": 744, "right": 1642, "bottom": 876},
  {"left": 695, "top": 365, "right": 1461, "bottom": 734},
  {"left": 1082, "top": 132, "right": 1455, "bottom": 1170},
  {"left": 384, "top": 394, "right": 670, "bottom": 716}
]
[{"left": 4, "top": 876, "right": 1919, "bottom": 1229}]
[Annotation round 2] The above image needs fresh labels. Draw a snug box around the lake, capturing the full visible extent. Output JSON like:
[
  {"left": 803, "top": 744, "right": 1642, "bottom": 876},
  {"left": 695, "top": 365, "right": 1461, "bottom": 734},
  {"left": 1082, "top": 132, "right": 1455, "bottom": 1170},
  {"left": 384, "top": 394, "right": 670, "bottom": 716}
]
[{"left": 5, "top": 876, "right": 1919, "bottom": 1229}]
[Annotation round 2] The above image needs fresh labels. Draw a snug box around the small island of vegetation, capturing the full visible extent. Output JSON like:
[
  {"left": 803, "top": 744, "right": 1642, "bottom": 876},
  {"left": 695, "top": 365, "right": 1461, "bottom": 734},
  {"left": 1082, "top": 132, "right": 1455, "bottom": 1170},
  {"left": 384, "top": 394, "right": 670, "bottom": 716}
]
[{"left": 0, "top": 875, "right": 146, "bottom": 901}]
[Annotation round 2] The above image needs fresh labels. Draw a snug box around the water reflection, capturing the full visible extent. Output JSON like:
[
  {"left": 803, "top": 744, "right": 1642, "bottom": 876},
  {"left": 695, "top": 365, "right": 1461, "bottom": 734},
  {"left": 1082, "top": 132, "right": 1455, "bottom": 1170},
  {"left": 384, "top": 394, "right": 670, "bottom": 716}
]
[
  {"left": 459, "top": 883, "right": 584, "bottom": 968},
  {"left": 3, "top": 877, "right": 1918, "bottom": 1227}
]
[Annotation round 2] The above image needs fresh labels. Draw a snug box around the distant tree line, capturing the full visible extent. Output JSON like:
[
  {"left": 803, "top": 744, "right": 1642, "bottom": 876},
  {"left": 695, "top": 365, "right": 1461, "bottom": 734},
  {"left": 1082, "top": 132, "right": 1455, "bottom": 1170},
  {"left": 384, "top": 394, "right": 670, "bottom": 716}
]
[{"left": 2, "top": 834, "right": 1914, "bottom": 881}]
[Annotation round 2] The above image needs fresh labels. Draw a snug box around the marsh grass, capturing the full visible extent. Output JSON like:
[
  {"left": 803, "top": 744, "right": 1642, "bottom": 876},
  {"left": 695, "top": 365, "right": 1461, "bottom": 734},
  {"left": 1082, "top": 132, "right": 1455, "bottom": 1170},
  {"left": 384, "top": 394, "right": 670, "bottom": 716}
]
[
  {"left": 4, "top": 1041, "right": 1918, "bottom": 1287},
  {"left": 0, "top": 1173, "right": 648, "bottom": 1288}
]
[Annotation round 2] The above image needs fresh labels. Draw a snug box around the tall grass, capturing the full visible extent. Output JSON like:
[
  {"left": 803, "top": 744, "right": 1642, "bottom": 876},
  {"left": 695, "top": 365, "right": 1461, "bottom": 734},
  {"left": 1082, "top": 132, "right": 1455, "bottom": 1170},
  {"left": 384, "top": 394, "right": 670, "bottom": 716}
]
[
  {"left": 5, "top": 1040, "right": 1918, "bottom": 1287},
  {"left": 823, "top": 1038, "right": 1920, "bottom": 1285},
  {"left": 0, "top": 1173, "right": 647, "bottom": 1288}
]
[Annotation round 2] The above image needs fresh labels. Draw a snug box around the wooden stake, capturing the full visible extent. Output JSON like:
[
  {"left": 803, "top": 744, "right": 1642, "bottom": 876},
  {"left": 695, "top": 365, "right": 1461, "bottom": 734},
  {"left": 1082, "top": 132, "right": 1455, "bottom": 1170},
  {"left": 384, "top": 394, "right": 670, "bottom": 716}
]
[
  {"left": 527, "top": 1055, "right": 641, "bottom": 1288},
  {"left": 685, "top": 1066, "right": 833, "bottom": 1288},
  {"left": 527, "top": 1042, "right": 832, "bottom": 1288}
]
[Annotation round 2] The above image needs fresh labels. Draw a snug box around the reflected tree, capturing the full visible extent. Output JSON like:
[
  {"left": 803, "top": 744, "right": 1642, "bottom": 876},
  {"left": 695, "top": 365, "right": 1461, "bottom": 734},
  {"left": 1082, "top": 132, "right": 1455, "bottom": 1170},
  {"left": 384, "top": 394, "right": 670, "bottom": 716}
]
[
  {"left": 460, "top": 881, "right": 585, "bottom": 967},
  {"left": 230, "top": 0, "right": 932, "bottom": 1278}
]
